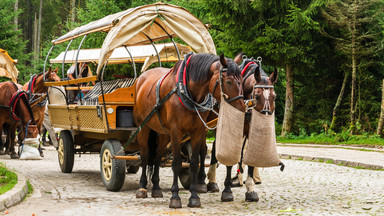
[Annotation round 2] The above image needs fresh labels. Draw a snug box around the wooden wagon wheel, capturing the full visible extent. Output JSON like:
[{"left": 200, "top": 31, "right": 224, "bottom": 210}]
[
  {"left": 58, "top": 130, "right": 74, "bottom": 173},
  {"left": 100, "top": 139, "right": 126, "bottom": 191}
]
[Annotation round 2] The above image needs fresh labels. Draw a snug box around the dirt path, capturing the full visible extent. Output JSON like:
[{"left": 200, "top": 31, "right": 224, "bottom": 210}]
[{"left": 1, "top": 146, "right": 383, "bottom": 215}]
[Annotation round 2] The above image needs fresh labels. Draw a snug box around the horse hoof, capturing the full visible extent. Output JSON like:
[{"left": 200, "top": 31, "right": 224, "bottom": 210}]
[
  {"left": 221, "top": 191, "right": 234, "bottom": 202},
  {"left": 196, "top": 184, "right": 207, "bottom": 193},
  {"left": 169, "top": 198, "right": 182, "bottom": 208},
  {"left": 188, "top": 198, "right": 201, "bottom": 208},
  {"left": 136, "top": 188, "right": 148, "bottom": 198},
  {"left": 10, "top": 153, "right": 19, "bottom": 159},
  {"left": 0, "top": 150, "right": 5, "bottom": 155},
  {"left": 207, "top": 182, "right": 219, "bottom": 193},
  {"left": 245, "top": 191, "right": 259, "bottom": 202},
  {"left": 151, "top": 189, "right": 163, "bottom": 198}
]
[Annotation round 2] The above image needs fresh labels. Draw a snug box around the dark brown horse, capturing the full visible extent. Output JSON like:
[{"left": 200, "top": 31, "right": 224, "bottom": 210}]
[
  {"left": 133, "top": 53, "right": 244, "bottom": 208},
  {"left": 22, "top": 67, "right": 60, "bottom": 155},
  {"left": 207, "top": 56, "right": 278, "bottom": 202},
  {"left": 0, "top": 81, "right": 38, "bottom": 158}
]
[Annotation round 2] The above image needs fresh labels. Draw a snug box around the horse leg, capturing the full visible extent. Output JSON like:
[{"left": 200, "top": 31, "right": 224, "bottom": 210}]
[
  {"left": 232, "top": 137, "right": 247, "bottom": 187},
  {"left": 196, "top": 141, "right": 207, "bottom": 193},
  {"left": 9, "top": 125, "right": 19, "bottom": 159},
  {"left": 151, "top": 134, "right": 167, "bottom": 198},
  {"left": 245, "top": 166, "right": 259, "bottom": 202},
  {"left": 187, "top": 133, "right": 203, "bottom": 208},
  {"left": 207, "top": 139, "right": 220, "bottom": 192},
  {"left": 136, "top": 126, "right": 151, "bottom": 198},
  {"left": 0, "top": 125, "right": 4, "bottom": 155},
  {"left": 221, "top": 165, "right": 234, "bottom": 202},
  {"left": 169, "top": 133, "right": 182, "bottom": 208},
  {"left": 37, "top": 123, "right": 44, "bottom": 157}
]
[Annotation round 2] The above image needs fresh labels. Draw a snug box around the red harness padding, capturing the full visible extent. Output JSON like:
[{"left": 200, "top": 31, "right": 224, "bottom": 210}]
[
  {"left": 9, "top": 90, "right": 29, "bottom": 121},
  {"left": 241, "top": 62, "right": 257, "bottom": 77},
  {"left": 175, "top": 55, "right": 193, "bottom": 109}
]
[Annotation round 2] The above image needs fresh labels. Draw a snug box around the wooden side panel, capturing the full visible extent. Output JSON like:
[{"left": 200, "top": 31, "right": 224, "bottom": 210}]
[
  {"left": 98, "top": 83, "right": 136, "bottom": 104},
  {"left": 98, "top": 83, "right": 136, "bottom": 129}
]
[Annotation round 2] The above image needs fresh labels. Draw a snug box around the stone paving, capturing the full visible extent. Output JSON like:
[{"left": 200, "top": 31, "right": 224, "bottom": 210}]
[{"left": 0, "top": 145, "right": 383, "bottom": 216}]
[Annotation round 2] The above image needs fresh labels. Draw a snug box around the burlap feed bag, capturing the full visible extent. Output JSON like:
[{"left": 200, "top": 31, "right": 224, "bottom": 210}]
[
  {"left": 215, "top": 96, "right": 245, "bottom": 166},
  {"left": 243, "top": 109, "right": 280, "bottom": 167}
]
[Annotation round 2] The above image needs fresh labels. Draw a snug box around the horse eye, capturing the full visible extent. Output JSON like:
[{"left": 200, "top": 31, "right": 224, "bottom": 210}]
[
  {"left": 226, "top": 80, "right": 232, "bottom": 85},
  {"left": 255, "top": 94, "right": 260, "bottom": 100}
]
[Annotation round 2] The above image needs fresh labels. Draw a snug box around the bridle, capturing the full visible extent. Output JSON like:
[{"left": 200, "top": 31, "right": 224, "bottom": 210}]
[
  {"left": 242, "top": 56, "right": 274, "bottom": 115},
  {"left": 211, "top": 66, "right": 244, "bottom": 105}
]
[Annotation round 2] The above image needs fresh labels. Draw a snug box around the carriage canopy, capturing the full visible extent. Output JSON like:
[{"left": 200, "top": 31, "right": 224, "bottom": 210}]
[
  {"left": 51, "top": 3, "right": 216, "bottom": 76},
  {"left": 50, "top": 43, "right": 193, "bottom": 72},
  {"left": 0, "top": 49, "right": 19, "bottom": 83}
]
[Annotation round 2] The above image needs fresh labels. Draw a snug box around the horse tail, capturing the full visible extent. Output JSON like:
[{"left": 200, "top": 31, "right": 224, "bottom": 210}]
[{"left": 146, "top": 129, "right": 158, "bottom": 181}]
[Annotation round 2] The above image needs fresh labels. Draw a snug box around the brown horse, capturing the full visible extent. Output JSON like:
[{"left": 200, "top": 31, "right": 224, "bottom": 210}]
[
  {"left": 207, "top": 56, "right": 278, "bottom": 202},
  {"left": 0, "top": 81, "right": 38, "bottom": 158},
  {"left": 22, "top": 67, "right": 60, "bottom": 155},
  {"left": 133, "top": 53, "right": 244, "bottom": 208}
]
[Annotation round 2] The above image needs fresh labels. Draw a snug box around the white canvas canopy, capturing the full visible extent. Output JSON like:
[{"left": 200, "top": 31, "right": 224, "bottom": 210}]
[
  {"left": 51, "top": 3, "right": 216, "bottom": 76},
  {"left": 0, "top": 49, "right": 19, "bottom": 83},
  {"left": 50, "top": 43, "right": 192, "bottom": 72}
]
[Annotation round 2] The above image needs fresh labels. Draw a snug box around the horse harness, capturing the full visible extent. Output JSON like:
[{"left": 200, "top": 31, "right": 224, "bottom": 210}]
[
  {"left": 0, "top": 82, "right": 34, "bottom": 122},
  {"left": 117, "top": 53, "right": 240, "bottom": 153},
  {"left": 27, "top": 74, "right": 47, "bottom": 107},
  {"left": 240, "top": 57, "right": 274, "bottom": 115}
]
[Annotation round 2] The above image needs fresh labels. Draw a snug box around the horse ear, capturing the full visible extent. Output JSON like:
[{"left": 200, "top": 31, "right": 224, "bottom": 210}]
[
  {"left": 270, "top": 67, "right": 278, "bottom": 84},
  {"left": 233, "top": 52, "right": 243, "bottom": 65},
  {"left": 254, "top": 65, "right": 261, "bottom": 82},
  {"left": 53, "top": 67, "right": 59, "bottom": 73},
  {"left": 219, "top": 54, "right": 228, "bottom": 67}
]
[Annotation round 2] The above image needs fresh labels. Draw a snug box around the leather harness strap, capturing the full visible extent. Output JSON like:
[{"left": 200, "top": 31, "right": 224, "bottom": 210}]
[{"left": 27, "top": 74, "right": 47, "bottom": 107}]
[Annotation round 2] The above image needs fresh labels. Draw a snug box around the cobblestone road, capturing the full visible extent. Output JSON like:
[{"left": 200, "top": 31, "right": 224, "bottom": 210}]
[{"left": 1, "top": 146, "right": 383, "bottom": 216}]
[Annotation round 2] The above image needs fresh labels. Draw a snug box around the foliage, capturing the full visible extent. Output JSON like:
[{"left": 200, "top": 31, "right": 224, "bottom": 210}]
[
  {"left": 1, "top": 0, "right": 384, "bottom": 138},
  {"left": 277, "top": 130, "right": 384, "bottom": 147},
  {"left": 0, "top": 165, "right": 18, "bottom": 195}
]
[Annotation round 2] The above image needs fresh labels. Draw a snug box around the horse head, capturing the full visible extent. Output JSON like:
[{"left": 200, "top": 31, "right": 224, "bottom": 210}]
[
  {"left": 241, "top": 57, "right": 278, "bottom": 115},
  {"left": 210, "top": 53, "right": 245, "bottom": 112},
  {"left": 45, "top": 67, "right": 61, "bottom": 82}
]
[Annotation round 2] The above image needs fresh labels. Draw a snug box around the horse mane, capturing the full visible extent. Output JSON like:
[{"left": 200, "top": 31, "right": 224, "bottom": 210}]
[
  {"left": 226, "top": 58, "right": 242, "bottom": 78},
  {"left": 186, "top": 53, "right": 219, "bottom": 82}
]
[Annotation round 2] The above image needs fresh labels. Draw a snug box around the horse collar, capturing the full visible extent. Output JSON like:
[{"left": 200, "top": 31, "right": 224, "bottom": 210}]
[
  {"left": 9, "top": 90, "right": 33, "bottom": 122},
  {"left": 176, "top": 52, "right": 214, "bottom": 112}
]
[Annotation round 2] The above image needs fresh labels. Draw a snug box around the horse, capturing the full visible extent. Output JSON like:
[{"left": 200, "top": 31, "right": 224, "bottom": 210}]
[
  {"left": 22, "top": 67, "right": 60, "bottom": 155},
  {"left": 0, "top": 81, "right": 38, "bottom": 158},
  {"left": 133, "top": 53, "right": 244, "bottom": 208},
  {"left": 207, "top": 56, "right": 278, "bottom": 202}
]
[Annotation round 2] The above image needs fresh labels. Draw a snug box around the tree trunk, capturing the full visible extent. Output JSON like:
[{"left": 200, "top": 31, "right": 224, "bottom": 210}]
[
  {"left": 281, "top": 64, "right": 294, "bottom": 137},
  {"left": 14, "top": 0, "right": 18, "bottom": 31},
  {"left": 25, "top": 0, "right": 33, "bottom": 63},
  {"left": 330, "top": 71, "right": 349, "bottom": 130},
  {"left": 33, "top": 13, "right": 38, "bottom": 63},
  {"left": 36, "top": 0, "right": 43, "bottom": 58},
  {"left": 377, "top": 79, "right": 384, "bottom": 136},
  {"left": 71, "top": 0, "right": 76, "bottom": 25},
  {"left": 350, "top": 2, "right": 357, "bottom": 134}
]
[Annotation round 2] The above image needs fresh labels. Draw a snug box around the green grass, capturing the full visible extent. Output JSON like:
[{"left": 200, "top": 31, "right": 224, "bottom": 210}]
[
  {"left": 276, "top": 134, "right": 384, "bottom": 148},
  {"left": 0, "top": 165, "right": 18, "bottom": 195}
]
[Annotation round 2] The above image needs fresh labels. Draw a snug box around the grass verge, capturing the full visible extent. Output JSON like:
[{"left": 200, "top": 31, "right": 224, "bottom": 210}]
[{"left": 0, "top": 164, "right": 18, "bottom": 195}]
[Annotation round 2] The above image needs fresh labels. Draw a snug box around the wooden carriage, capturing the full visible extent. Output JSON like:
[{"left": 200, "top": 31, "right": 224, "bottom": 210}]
[{"left": 43, "top": 3, "right": 216, "bottom": 191}]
